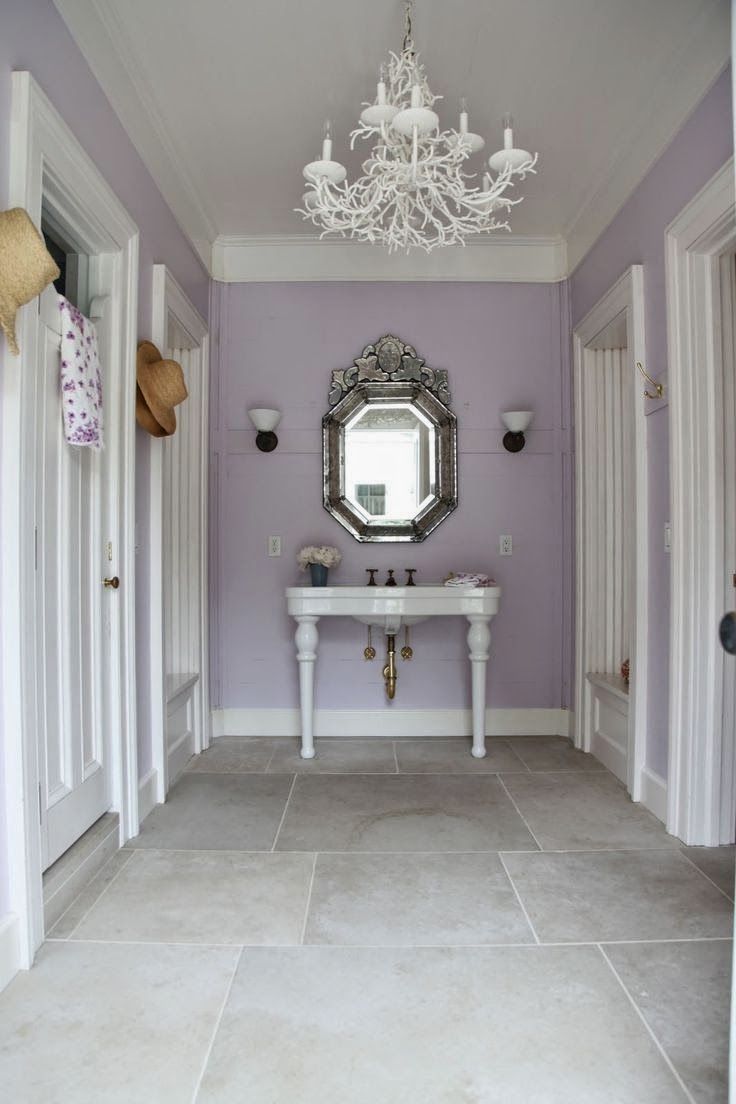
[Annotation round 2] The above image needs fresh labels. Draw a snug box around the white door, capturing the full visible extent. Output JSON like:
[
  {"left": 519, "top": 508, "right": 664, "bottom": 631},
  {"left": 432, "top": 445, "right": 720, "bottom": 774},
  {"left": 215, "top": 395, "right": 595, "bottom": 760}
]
[{"left": 34, "top": 284, "right": 111, "bottom": 869}]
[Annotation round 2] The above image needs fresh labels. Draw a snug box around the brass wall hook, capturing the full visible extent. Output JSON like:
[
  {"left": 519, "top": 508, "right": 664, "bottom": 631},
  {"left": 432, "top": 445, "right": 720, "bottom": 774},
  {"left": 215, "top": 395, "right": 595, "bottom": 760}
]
[{"left": 637, "top": 362, "right": 664, "bottom": 400}]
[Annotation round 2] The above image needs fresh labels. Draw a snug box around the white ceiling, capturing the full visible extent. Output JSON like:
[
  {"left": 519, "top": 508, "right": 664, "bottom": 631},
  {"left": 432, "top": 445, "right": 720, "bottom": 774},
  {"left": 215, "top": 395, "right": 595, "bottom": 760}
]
[{"left": 54, "top": 0, "right": 730, "bottom": 280}]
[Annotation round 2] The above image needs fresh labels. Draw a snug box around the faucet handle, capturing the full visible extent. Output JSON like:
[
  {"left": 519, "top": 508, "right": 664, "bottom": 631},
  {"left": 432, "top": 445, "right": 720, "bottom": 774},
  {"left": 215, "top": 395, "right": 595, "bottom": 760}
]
[
  {"left": 385, "top": 569, "right": 397, "bottom": 587},
  {"left": 405, "top": 569, "right": 417, "bottom": 587},
  {"left": 366, "top": 569, "right": 378, "bottom": 586}
]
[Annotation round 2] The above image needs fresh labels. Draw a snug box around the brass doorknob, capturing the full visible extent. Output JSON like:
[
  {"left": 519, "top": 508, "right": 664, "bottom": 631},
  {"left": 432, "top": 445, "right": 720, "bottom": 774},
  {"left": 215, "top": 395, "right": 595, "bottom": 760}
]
[{"left": 103, "top": 576, "right": 120, "bottom": 590}]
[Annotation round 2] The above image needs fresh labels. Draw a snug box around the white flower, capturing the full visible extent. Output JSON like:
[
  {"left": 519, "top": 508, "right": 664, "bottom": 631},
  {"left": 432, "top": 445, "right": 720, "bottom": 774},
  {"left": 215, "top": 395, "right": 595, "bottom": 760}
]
[{"left": 297, "top": 544, "right": 342, "bottom": 570}]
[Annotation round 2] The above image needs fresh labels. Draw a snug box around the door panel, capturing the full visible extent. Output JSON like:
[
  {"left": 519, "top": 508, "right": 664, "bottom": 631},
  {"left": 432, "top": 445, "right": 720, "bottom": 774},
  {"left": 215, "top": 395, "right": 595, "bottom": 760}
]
[{"left": 36, "top": 284, "right": 109, "bottom": 869}]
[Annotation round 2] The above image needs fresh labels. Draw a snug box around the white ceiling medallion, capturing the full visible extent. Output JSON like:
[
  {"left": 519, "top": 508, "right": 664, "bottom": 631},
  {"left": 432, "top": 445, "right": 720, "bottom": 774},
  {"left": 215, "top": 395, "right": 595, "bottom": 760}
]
[{"left": 298, "top": 0, "right": 537, "bottom": 253}]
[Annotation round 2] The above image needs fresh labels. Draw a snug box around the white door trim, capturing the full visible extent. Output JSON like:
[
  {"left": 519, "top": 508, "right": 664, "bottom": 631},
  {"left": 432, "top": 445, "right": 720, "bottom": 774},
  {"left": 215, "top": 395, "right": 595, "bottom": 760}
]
[
  {"left": 0, "top": 72, "right": 139, "bottom": 966},
  {"left": 150, "top": 265, "right": 210, "bottom": 801},
  {"left": 665, "top": 158, "right": 736, "bottom": 845},
  {"left": 572, "top": 265, "right": 649, "bottom": 802}
]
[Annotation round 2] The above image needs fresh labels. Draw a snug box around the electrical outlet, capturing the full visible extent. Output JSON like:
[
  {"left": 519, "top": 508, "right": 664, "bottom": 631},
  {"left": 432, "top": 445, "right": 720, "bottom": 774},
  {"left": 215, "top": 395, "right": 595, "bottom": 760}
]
[
  {"left": 268, "top": 536, "right": 281, "bottom": 557},
  {"left": 499, "top": 534, "right": 513, "bottom": 556},
  {"left": 664, "top": 523, "right": 671, "bottom": 553}
]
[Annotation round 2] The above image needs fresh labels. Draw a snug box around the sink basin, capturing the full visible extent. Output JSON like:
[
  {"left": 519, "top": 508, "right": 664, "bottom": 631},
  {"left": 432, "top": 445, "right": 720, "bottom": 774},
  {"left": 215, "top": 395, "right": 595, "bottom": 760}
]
[{"left": 352, "top": 612, "right": 428, "bottom": 634}]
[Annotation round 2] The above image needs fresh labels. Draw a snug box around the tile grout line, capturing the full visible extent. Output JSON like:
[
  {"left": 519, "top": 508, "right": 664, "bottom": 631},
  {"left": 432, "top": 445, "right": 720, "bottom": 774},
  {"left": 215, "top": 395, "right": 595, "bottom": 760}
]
[
  {"left": 499, "top": 738, "right": 532, "bottom": 772},
  {"left": 264, "top": 742, "right": 278, "bottom": 772},
  {"left": 498, "top": 852, "right": 541, "bottom": 945},
  {"left": 299, "top": 853, "right": 319, "bottom": 945},
  {"left": 191, "top": 946, "right": 244, "bottom": 1104},
  {"left": 496, "top": 775, "right": 544, "bottom": 851},
  {"left": 678, "top": 850, "right": 735, "bottom": 903},
  {"left": 596, "top": 943, "right": 698, "bottom": 1104},
  {"left": 43, "top": 935, "right": 734, "bottom": 950},
  {"left": 270, "top": 774, "right": 298, "bottom": 852},
  {"left": 58, "top": 850, "right": 137, "bottom": 940}
]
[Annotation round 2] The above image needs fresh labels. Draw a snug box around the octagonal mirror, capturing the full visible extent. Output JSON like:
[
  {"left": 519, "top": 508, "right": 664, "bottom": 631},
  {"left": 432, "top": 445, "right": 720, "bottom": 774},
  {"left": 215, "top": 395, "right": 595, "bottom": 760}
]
[{"left": 323, "top": 335, "right": 457, "bottom": 542}]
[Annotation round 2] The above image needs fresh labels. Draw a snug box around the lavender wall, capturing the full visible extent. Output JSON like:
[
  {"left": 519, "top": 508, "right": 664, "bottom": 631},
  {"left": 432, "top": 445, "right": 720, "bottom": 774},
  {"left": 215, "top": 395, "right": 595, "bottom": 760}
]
[
  {"left": 570, "top": 68, "right": 733, "bottom": 778},
  {"left": 212, "top": 281, "right": 572, "bottom": 718},
  {"left": 0, "top": 0, "right": 210, "bottom": 914}
]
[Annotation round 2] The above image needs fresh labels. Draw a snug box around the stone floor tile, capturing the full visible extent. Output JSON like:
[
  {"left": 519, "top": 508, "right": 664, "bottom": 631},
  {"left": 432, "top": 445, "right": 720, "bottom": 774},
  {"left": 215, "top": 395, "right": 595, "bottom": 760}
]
[
  {"left": 196, "top": 945, "right": 688, "bottom": 1103},
  {"left": 72, "top": 849, "right": 315, "bottom": 945},
  {"left": 604, "top": 939, "right": 731, "bottom": 1104},
  {"left": 505, "top": 736, "right": 606, "bottom": 772},
  {"left": 275, "top": 774, "right": 537, "bottom": 852},
  {"left": 268, "top": 738, "right": 397, "bottom": 774},
  {"left": 395, "top": 737, "right": 526, "bottom": 773},
  {"left": 126, "top": 773, "right": 294, "bottom": 851},
  {"left": 186, "top": 736, "right": 275, "bottom": 773},
  {"left": 304, "top": 852, "right": 534, "bottom": 945},
  {"left": 500, "top": 772, "right": 679, "bottom": 850},
  {"left": 0, "top": 941, "right": 238, "bottom": 1104},
  {"left": 502, "top": 850, "right": 734, "bottom": 943}
]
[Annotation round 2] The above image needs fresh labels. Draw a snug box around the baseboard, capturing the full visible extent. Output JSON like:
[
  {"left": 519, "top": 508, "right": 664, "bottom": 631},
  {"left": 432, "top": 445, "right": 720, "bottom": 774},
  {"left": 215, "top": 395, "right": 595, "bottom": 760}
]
[
  {"left": 212, "top": 708, "right": 571, "bottom": 740},
  {"left": 639, "top": 765, "right": 667, "bottom": 825},
  {"left": 591, "top": 730, "right": 627, "bottom": 783},
  {"left": 0, "top": 913, "right": 20, "bottom": 993},
  {"left": 138, "top": 768, "right": 159, "bottom": 822}
]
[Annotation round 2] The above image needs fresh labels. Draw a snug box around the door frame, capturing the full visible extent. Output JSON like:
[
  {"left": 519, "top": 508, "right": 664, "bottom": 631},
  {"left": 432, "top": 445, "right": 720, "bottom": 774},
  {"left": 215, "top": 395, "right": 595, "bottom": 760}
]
[
  {"left": 0, "top": 72, "right": 139, "bottom": 965},
  {"left": 572, "top": 265, "right": 649, "bottom": 803},
  {"left": 665, "top": 158, "right": 736, "bottom": 846},
  {"left": 149, "top": 265, "right": 210, "bottom": 803}
]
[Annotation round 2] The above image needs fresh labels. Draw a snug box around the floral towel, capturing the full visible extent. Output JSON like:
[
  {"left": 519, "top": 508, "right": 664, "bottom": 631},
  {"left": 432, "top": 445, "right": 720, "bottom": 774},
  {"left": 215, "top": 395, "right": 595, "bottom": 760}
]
[
  {"left": 444, "top": 572, "right": 496, "bottom": 587},
  {"left": 59, "top": 295, "right": 103, "bottom": 449}
]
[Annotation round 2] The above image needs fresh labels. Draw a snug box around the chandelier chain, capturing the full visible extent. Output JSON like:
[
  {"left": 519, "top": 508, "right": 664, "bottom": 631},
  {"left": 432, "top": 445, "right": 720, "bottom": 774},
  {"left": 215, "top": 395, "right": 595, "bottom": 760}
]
[{"left": 403, "top": 0, "right": 414, "bottom": 53}]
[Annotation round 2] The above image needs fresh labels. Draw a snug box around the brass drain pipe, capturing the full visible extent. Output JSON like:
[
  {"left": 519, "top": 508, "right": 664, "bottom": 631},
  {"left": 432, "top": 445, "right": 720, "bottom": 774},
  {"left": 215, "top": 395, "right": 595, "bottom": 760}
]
[{"left": 383, "top": 634, "right": 397, "bottom": 700}]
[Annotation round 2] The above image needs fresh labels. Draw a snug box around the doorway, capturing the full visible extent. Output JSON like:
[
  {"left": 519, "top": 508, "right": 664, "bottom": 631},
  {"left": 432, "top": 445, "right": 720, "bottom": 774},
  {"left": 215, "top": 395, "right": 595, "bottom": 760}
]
[
  {"left": 666, "top": 159, "right": 736, "bottom": 845},
  {"left": 148, "top": 265, "right": 210, "bottom": 803},
  {"left": 1, "top": 72, "right": 139, "bottom": 964},
  {"left": 573, "top": 266, "right": 649, "bottom": 805}
]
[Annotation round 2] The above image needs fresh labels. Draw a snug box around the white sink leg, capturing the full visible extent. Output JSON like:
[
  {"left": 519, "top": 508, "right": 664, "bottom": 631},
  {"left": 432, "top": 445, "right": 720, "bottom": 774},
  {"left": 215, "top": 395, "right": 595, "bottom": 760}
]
[
  {"left": 467, "top": 615, "right": 491, "bottom": 758},
  {"left": 295, "top": 615, "right": 319, "bottom": 758}
]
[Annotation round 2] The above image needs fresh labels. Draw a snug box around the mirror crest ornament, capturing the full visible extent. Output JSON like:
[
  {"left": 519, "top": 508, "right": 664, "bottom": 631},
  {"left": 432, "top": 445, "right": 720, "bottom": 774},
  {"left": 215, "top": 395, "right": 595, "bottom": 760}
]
[{"left": 323, "top": 335, "right": 458, "bottom": 543}]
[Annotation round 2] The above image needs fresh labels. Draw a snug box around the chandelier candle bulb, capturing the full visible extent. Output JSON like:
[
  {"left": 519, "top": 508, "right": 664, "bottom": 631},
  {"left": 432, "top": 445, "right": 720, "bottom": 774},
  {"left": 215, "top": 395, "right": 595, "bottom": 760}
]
[
  {"left": 322, "top": 119, "right": 333, "bottom": 161},
  {"left": 378, "top": 64, "right": 387, "bottom": 105},
  {"left": 459, "top": 98, "right": 469, "bottom": 135},
  {"left": 503, "top": 114, "right": 514, "bottom": 150},
  {"left": 411, "top": 84, "right": 422, "bottom": 108}
]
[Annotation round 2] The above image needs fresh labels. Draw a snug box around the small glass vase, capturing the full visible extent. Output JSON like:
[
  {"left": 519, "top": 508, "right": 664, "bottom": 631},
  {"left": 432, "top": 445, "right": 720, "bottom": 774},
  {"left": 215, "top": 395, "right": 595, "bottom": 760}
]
[{"left": 309, "top": 563, "right": 329, "bottom": 587}]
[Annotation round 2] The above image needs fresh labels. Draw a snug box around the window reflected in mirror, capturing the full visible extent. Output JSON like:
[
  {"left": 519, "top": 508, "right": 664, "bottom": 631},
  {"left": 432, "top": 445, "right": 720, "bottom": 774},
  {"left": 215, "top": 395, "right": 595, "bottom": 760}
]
[{"left": 345, "top": 403, "right": 436, "bottom": 522}]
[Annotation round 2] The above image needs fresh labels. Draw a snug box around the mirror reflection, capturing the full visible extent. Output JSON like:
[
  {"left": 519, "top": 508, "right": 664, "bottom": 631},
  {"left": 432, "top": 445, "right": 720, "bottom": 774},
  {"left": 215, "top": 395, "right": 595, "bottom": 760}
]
[{"left": 344, "top": 403, "right": 436, "bottom": 522}]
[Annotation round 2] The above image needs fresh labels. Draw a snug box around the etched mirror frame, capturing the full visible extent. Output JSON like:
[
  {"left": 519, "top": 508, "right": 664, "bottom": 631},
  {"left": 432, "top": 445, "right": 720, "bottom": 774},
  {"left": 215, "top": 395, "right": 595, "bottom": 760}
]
[{"left": 323, "top": 335, "right": 458, "bottom": 542}]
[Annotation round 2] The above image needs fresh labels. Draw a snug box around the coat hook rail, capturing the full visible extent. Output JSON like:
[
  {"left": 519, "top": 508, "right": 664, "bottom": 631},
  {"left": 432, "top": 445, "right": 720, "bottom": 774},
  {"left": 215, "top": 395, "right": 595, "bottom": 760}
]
[{"left": 636, "top": 361, "right": 664, "bottom": 400}]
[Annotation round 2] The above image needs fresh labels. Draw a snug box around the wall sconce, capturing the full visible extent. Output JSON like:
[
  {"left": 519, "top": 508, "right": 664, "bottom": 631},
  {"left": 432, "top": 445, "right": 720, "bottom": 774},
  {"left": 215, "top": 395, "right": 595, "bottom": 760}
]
[
  {"left": 248, "top": 408, "right": 281, "bottom": 452},
  {"left": 501, "top": 410, "right": 533, "bottom": 452}
]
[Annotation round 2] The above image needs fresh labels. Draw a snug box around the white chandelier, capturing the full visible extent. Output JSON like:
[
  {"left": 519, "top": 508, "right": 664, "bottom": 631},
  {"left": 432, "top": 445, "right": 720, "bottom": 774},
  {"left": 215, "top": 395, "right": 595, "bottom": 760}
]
[{"left": 298, "top": 0, "right": 538, "bottom": 253}]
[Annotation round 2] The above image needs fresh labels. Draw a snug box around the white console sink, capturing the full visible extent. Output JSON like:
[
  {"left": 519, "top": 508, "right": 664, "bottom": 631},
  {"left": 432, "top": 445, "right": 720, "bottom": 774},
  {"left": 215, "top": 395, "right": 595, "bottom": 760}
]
[{"left": 286, "top": 584, "right": 501, "bottom": 759}]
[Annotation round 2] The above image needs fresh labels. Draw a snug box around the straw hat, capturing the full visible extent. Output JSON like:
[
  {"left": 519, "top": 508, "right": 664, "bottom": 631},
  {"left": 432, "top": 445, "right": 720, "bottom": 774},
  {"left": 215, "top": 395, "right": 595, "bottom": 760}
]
[
  {"left": 0, "top": 208, "right": 60, "bottom": 356},
  {"left": 135, "top": 340, "right": 188, "bottom": 437}
]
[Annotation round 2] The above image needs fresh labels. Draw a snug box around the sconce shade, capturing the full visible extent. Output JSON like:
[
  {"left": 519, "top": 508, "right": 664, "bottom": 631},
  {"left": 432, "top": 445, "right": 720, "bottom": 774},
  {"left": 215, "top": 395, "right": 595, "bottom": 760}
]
[
  {"left": 501, "top": 410, "right": 533, "bottom": 434},
  {"left": 248, "top": 408, "right": 281, "bottom": 432},
  {"left": 501, "top": 409, "right": 533, "bottom": 453},
  {"left": 248, "top": 407, "right": 281, "bottom": 452}
]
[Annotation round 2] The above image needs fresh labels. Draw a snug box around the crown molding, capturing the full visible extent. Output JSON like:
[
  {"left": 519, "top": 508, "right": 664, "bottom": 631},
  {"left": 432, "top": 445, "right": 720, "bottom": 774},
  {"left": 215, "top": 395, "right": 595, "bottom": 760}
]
[
  {"left": 211, "top": 233, "right": 568, "bottom": 283},
  {"left": 566, "top": 0, "right": 730, "bottom": 273},
  {"left": 53, "top": 0, "right": 217, "bottom": 270}
]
